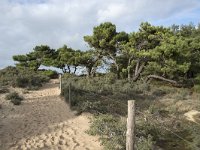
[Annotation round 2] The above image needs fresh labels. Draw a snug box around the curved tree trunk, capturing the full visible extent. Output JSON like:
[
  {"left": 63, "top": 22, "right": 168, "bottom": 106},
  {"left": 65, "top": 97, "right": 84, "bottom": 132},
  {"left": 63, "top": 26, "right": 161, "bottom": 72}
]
[
  {"left": 74, "top": 66, "right": 77, "bottom": 74},
  {"left": 132, "top": 62, "right": 146, "bottom": 81},
  {"left": 145, "top": 75, "right": 178, "bottom": 85},
  {"left": 67, "top": 66, "right": 71, "bottom": 73}
]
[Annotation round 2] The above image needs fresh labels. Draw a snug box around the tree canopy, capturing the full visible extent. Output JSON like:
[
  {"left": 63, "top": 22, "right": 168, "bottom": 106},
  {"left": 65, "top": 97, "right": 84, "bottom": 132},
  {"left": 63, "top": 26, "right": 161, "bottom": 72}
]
[{"left": 13, "top": 22, "right": 200, "bottom": 86}]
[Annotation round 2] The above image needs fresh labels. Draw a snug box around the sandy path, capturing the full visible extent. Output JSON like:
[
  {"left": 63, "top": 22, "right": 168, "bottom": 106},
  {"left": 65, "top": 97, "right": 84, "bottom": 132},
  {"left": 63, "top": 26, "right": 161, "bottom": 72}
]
[{"left": 0, "top": 80, "right": 103, "bottom": 150}]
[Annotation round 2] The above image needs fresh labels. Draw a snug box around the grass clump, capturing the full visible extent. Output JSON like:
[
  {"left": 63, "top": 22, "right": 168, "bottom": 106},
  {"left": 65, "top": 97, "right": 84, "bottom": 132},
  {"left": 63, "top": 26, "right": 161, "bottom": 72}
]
[
  {"left": 193, "top": 85, "right": 200, "bottom": 93},
  {"left": 5, "top": 92, "right": 24, "bottom": 105},
  {"left": 174, "top": 89, "right": 191, "bottom": 100},
  {"left": 88, "top": 114, "right": 126, "bottom": 150}
]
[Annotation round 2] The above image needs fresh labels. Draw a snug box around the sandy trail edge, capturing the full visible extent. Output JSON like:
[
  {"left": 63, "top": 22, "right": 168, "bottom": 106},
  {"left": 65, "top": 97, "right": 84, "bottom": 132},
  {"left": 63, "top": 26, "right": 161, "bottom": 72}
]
[{"left": 0, "top": 80, "right": 103, "bottom": 150}]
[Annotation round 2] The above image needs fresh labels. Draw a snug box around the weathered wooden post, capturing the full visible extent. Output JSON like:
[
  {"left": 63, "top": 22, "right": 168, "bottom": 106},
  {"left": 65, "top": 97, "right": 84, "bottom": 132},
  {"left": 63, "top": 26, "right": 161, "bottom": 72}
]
[
  {"left": 59, "top": 74, "right": 62, "bottom": 94},
  {"left": 126, "top": 100, "right": 135, "bottom": 150},
  {"left": 69, "top": 83, "right": 71, "bottom": 108}
]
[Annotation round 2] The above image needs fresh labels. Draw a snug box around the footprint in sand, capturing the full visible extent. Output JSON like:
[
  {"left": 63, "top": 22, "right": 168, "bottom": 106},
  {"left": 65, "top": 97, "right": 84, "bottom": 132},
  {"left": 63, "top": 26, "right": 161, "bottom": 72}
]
[{"left": 0, "top": 79, "right": 103, "bottom": 150}]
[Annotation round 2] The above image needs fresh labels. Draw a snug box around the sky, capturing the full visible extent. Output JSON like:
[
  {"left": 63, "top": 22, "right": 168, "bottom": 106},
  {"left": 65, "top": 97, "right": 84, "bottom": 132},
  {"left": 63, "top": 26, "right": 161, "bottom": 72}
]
[{"left": 0, "top": 0, "right": 200, "bottom": 69}]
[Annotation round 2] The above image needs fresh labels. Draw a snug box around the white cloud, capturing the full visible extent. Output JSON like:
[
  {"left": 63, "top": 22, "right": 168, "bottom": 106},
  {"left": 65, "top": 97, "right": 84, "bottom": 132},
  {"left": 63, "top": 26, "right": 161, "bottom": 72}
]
[{"left": 0, "top": 0, "right": 200, "bottom": 68}]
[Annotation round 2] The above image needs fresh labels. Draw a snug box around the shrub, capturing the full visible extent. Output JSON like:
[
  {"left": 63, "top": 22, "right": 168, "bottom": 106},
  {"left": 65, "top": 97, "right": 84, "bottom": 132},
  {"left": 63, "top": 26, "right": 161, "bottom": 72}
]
[
  {"left": 15, "top": 75, "right": 49, "bottom": 89},
  {"left": 193, "top": 85, "right": 200, "bottom": 93},
  {"left": 195, "top": 74, "right": 200, "bottom": 84},
  {"left": 0, "top": 66, "right": 19, "bottom": 86},
  {"left": 152, "top": 89, "right": 167, "bottom": 97},
  {"left": 11, "top": 99, "right": 22, "bottom": 105},
  {"left": 39, "top": 70, "right": 58, "bottom": 79},
  {"left": 5, "top": 92, "right": 24, "bottom": 105},
  {"left": 175, "top": 89, "right": 190, "bottom": 100},
  {"left": 0, "top": 66, "right": 50, "bottom": 89},
  {"left": 88, "top": 115, "right": 156, "bottom": 150},
  {"left": 136, "top": 135, "right": 155, "bottom": 150},
  {"left": 88, "top": 114, "right": 126, "bottom": 150},
  {"left": 104, "top": 73, "right": 118, "bottom": 84},
  {"left": 15, "top": 76, "right": 29, "bottom": 88},
  {"left": 0, "top": 87, "right": 9, "bottom": 94}
]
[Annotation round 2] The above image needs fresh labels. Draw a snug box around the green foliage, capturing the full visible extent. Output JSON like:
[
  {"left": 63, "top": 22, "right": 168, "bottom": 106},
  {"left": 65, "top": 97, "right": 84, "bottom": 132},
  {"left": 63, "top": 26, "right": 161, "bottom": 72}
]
[
  {"left": 174, "top": 89, "right": 191, "bottom": 100},
  {"left": 79, "top": 50, "right": 102, "bottom": 77},
  {"left": 84, "top": 22, "right": 128, "bottom": 78},
  {"left": 136, "top": 135, "right": 155, "bottom": 150},
  {"left": 39, "top": 70, "right": 58, "bottom": 79},
  {"left": 0, "top": 66, "right": 49, "bottom": 89},
  {"left": 193, "top": 85, "right": 200, "bottom": 93},
  {"left": 13, "top": 45, "right": 55, "bottom": 71},
  {"left": 15, "top": 74, "right": 49, "bottom": 89},
  {"left": 5, "top": 92, "right": 24, "bottom": 105},
  {"left": 104, "top": 73, "right": 118, "bottom": 84},
  {"left": 88, "top": 114, "right": 156, "bottom": 150},
  {"left": 152, "top": 89, "right": 167, "bottom": 97},
  {"left": 88, "top": 114, "right": 126, "bottom": 150}
]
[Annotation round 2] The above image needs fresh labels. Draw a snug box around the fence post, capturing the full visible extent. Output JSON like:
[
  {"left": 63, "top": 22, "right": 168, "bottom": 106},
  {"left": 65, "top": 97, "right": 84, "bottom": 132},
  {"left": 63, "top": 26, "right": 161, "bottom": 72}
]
[
  {"left": 59, "top": 74, "right": 62, "bottom": 94},
  {"left": 126, "top": 100, "right": 135, "bottom": 150},
  {"left": 69, "top": 83, "right": 71, "bottom": 108}
]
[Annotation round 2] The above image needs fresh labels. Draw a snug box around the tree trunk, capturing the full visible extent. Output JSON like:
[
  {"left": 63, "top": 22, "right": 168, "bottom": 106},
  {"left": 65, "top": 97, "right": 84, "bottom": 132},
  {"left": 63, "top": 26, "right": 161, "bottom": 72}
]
[
  {"left": 86, "top": 67, "right": 92, "bottom": 78},
  {"left": 135, "top": 60, "right": 140, "bottom": 76},
  {"left": 128, "top": 67, "right": 131, "bottom": 81},
  {"left": 109, "top": 54, "right": 120, "bottom": 79},
  {"left": 62, "top": 67, "right": 66, "bottom": 73},
  {"left": 67, "top": 66, "right": 71, "bottom": 73},
  {"left": 74, "top": 66, "right": 77, "bottom": 74},
  {"left": 132, "top": 62, "right": 146, "bottom": 81},
  {"left": 91, "top": 67, "right": 97, "bottom": 77},
  {"left": 145, "top": 75, "right": 178, "bottom": 85},
  {"left": 116, "top": 64, "right": 120, "bottom": 79},
  {"left": 127, "top": 59, "right": 132, "bottom": 81}
]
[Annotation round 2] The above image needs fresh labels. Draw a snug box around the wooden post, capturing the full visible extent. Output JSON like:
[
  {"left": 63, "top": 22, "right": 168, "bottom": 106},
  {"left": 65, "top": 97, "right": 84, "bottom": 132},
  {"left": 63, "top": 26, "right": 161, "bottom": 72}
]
[
  {"left": 69, "top": 83, "right": 71, "bottom": 108},
  {"left": 59, "top": 74, "right": 62, "bottom": 94},
  {"left": 126, "top": 100, "right": 135, "bottom": 150},
  {"left": 59, "top": 74, "right": 62, "bottom": 89}
]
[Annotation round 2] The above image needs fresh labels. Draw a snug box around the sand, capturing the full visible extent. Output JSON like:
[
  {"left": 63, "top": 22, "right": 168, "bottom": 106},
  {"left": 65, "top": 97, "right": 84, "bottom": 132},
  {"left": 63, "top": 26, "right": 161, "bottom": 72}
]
[
  {"left": 0, "top": 80, "right": 103, "bottom": 150},
  {"left": 184, "top": 110, "right": 200, "bottom": 123}
]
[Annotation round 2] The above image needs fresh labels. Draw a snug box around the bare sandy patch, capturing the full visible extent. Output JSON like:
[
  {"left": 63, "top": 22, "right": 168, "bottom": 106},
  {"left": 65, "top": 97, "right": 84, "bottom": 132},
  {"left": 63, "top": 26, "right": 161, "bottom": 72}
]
[{"left": 0, "top": 80, "right": 102, "bottom": 150}]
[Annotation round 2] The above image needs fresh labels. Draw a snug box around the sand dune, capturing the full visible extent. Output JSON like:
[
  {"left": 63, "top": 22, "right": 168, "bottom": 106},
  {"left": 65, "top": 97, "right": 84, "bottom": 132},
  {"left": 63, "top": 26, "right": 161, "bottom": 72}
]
[{"left": 0, "top": 80, "right": 103, "bottom": 150}]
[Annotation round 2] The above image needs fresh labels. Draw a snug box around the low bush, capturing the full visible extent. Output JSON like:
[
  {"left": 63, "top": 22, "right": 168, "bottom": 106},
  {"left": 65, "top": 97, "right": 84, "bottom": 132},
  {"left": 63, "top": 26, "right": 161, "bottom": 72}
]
[
  {"left": 88, "top": 114, "right": 126, "bottom": 150},
  {"left": 175, "top": 89, "right": 191, "bottom": 100},
  {"left": 0, "top": 66, "right": 50, "bottom": 89},
  {"left": 39, "top": 70, "right": 58, "bottom": 79},
  {"left": 0, "top": 87, "right": 9, "bottom": 94},
  {"left": 152, "top": 89, "right": 167, "bottom": 97},
  {"left": 5, "top": 92, "right": 24, "bottom": 105},
  {"left": 193, "top": 85, "right": 200, "bottom": 93},
  {"left": 10, "top": 99, "right": 22, "bottom": 105},
  {"left": 136, "top": 135, "right": 155, "bottom": 150}
]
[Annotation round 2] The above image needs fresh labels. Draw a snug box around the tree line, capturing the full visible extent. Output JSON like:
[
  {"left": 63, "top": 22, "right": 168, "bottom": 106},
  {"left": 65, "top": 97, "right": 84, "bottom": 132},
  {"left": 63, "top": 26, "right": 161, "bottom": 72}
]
[{"left": 13, "top": 22, "right": 200, "bottom": 86}]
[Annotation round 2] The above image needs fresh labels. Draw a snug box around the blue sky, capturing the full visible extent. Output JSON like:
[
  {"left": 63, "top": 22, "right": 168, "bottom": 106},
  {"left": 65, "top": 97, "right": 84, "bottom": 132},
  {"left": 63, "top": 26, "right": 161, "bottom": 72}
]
[{"left": 0, "top": 0, "right": 200, "bottom": 69}]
